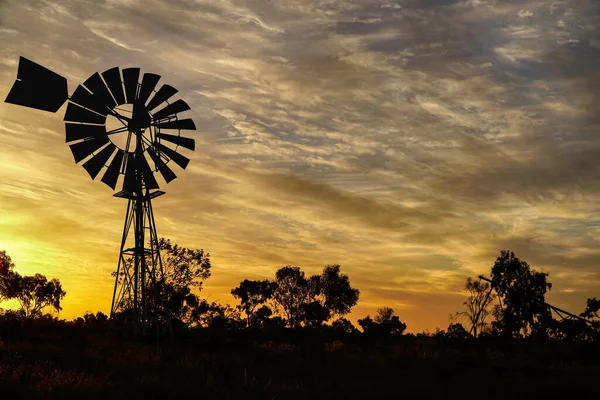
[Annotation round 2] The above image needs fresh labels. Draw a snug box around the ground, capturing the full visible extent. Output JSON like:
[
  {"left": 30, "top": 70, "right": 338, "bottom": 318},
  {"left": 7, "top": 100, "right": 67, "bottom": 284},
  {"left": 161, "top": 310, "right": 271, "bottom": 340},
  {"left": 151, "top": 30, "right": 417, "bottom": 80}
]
[{"left": 1, "top": 323, "right": 599, "bottom": 399}]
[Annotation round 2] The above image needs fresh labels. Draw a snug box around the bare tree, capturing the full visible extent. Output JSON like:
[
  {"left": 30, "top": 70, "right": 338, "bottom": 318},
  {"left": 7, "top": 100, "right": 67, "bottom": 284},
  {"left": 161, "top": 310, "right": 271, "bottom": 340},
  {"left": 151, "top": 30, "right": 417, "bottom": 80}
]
[{"left": 453, "top": 277, "right": 496, "bottom": 337}]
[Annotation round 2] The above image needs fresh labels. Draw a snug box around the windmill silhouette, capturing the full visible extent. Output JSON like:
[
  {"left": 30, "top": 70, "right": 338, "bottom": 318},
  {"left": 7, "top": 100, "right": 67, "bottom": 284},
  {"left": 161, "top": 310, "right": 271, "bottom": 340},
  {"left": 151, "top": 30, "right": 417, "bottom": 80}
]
[{"left": 5, "top": 57, "right": 197, "bottom": 336}]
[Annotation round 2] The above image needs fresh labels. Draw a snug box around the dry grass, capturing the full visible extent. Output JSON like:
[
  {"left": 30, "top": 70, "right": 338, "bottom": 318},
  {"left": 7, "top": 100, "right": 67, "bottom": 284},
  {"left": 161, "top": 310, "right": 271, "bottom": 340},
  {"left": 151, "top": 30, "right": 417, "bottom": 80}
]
[{"left": 1, "top": 324, "right": 600, "bottom": 399}]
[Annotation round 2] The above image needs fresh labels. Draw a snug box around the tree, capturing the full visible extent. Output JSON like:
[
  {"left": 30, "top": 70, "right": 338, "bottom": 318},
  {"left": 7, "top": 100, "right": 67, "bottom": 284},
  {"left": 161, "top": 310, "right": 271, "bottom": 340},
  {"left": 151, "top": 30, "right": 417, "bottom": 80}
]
[
  {"left": 0, "top": 251, "right": 15, "bottom": 276},
  {"left": 272, "top": 266, "right": 312, "bottom": 327},
  {"left": 253, "top": 305, "right": 275, "bottom": 328},
  {"left": 11, "top": 273, "right": 66, "bottom": 318},
  {"left": 0, "top": 251, "right": 17, "bottom": 304},
  {"left": 302, "top": 301, "right": 330, "bottom": 328},
  {"left": 331, "top": 317, "right": 359, "bottom": 334},
  {"left": 154, "top": 238, "right": 212, "bottom": 326},
  {"left": 312, "top": 265, "right": 360, "bottom": 319},
  {"left": 453, "top": 277, "right": 496, "bottom": 337},
  {"left": 358, "top": 307, "right": 407, "bottom": 336},
  {"left": 490, "top": 250, "right": 552, "bottom": 338},
  {"left": 268, "top": 264, "right": 360, "bottom": 328},
  {"left": 446, "top": 322, "right": 471, "bottom": 339},
  {"left": 580, "top": 297, "right": 600, "bottom": 334},
  {"left": 160, "top": 238, "right": 211, "bottom": 291},
  {"left": 231, "top": 279, "right": 276, "bottom": 327},
  {"left": 581, "top": 298, "right": 600, "bottom": 321},
  {"left": 193, "top": 300, "right": 243, "bottom": 330},
  {"left": 82, "top": 311, "right": 109, "bottom": 327}
]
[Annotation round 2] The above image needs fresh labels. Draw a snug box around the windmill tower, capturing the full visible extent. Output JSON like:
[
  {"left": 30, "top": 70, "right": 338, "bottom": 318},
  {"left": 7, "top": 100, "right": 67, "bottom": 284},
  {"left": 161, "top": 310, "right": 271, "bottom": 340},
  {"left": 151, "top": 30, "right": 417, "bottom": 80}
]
[{"left": 5, "top": 57, "right": 197, "bottom": 336}]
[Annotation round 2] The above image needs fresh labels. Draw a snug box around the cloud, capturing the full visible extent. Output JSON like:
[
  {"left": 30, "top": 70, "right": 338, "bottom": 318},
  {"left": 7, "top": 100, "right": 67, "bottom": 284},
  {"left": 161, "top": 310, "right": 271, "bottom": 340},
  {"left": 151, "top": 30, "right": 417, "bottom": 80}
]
[{"left": 0, "top": 0, "right": 599, "bottom": 330}]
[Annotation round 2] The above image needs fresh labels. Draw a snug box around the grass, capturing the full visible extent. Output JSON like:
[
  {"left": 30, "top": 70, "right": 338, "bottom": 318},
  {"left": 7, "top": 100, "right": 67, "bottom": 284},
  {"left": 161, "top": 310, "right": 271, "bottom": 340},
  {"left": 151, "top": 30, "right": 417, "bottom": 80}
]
[{"left": 1, "top": 323, "right": 600, "bottom": 399}]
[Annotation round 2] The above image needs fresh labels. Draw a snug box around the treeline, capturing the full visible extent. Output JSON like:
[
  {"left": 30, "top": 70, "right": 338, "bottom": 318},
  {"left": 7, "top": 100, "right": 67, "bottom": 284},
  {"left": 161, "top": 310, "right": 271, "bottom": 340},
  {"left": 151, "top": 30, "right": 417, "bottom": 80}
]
[{"left": 1, "top": 245, "right": 599, "bottom": 341}]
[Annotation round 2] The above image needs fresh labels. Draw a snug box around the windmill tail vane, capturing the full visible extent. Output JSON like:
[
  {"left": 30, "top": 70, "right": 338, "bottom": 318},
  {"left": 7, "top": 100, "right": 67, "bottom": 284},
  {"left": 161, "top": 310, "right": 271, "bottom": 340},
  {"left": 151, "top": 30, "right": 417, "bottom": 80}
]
[{"left": 4, "top": 56, "right": 197, "bottom": 337}]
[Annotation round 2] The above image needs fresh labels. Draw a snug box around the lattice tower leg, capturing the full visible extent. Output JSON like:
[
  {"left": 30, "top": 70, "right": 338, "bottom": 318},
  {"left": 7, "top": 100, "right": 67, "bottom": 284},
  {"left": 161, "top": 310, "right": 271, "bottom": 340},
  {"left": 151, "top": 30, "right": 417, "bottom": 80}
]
[{"left": 110, "top": 192, "right": 172, "bottom": 337}]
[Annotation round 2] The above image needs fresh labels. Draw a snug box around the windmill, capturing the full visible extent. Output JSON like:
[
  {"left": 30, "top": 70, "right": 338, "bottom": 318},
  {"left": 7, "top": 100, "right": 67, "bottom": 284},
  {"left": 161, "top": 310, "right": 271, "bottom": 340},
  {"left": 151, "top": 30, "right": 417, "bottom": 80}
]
[{"left": 4, "top": 57, "right": 197, "bottom": 336}]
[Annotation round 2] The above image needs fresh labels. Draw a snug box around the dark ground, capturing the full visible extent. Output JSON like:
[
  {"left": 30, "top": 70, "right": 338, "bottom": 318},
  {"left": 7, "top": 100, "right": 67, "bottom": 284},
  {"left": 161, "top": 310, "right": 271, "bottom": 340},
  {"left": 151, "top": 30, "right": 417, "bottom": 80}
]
[{"left": 1, "top": 322, "right": 599, "bottom": 399}]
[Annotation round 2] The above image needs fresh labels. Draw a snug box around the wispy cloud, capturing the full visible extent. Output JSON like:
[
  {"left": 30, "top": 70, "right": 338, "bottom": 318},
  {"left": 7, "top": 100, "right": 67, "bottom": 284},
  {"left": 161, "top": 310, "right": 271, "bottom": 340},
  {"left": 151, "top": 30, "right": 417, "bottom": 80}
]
[{"left": 0, "top": 0, "right": 599, "bottom": 330}]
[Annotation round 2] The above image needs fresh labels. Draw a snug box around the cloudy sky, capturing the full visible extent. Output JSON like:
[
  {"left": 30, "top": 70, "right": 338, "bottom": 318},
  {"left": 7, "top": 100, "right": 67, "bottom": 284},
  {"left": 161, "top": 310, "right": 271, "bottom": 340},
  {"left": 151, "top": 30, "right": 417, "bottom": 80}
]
[{"left": 0, "top": 0, "right": 599, "bottom": 331}]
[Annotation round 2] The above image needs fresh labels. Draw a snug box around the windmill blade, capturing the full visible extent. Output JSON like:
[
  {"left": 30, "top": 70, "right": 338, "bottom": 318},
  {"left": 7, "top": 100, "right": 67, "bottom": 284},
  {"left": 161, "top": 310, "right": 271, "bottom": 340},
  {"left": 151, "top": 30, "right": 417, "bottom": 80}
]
[
  {"left": 135, "top": 152, "right": 160, "bottom": 190},
  {"left": 101, "top": 67, "right": 126, "bottom": 105},
  {"left": 101, "top": 149, "right": 125, "bottom": 189},
  {"left": 4, "top": 56, "right": 68, "bottom": 112},
  {"left": 82, "top": 143, "right": 117, "bottom": 179},
  {"left": 137, "top": 73, "right": 161, "bottom": 105},
  {"left": 123, "top": 153, "right": 137, "bottom": 193},
  {"left": 65, "top": 123, "right": 107, "bottom": 143},
  {"left": 146, "top": 84, "right": 177, "bottom": 111},
  {"left": 83, "top": 72, "right": 116, "bottom": 108},
  {"left": 152, "top": 99, "right": 190, "bottom": 121},
  {"left": 155, "top": 118, "right": 196, "bottom": 131},
  {"left": 147, "top": 147, "right": 177, "bottom": 183},
  {"left": 64, "top": 103, "right": 106, "bottom": 125},
  {"left": 122, "top": 68, "right": 140, "bottom": 103},
  {"left": 69, "top": 135, "right": 109, "bottom": 163},
  {"left": 157, "top": 133, "right": 195, "bottom": 151},
  {"left": 69, "top": 85, "right": 108, "bottom": 116},
  {"left": 155, "top": 142, "right": 190, "bottom": 169}
]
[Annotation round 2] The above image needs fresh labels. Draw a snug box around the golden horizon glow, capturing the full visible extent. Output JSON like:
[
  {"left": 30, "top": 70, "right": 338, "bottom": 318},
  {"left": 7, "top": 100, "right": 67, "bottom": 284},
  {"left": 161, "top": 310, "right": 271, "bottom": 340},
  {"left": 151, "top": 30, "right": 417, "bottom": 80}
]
[{"left": 1, "top": 0, "right": 600, "bottom": 332}]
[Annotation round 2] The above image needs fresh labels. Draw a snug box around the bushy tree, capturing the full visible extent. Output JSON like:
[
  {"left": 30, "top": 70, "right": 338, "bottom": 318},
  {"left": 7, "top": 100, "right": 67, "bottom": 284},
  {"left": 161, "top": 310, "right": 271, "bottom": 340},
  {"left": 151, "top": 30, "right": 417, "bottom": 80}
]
[
  {"left": 331, "top": 317, "right": 359, "bottom": 334},
  {"left": 580, "top": 297, "right": 600, "bottom": 336},
  {"left": 231, "top": 279, "right": 276, "bottom": 327},
  {"left": 11, "top": 273, "right": 66, "bottom": 318},
  {"left": 272, "top": 266, "right": 312, "bottom": 327},
  {"left": 1, "top": 251, "right": 66, "bottom": 318},
  {"left": 268, "top": 264, "right": 360, "bottom": 328},
  {"left": 490, "top": 250, "right": 552, "bottom": 338},
  {"left": 193, "top": 300, "right": 243, "bottom": 330},
  {"left": 83, "top": 311, "right": 109, "bottom": 326},
  {"left": 311, "top": 264, "right": 360, "bottom": 320},
  {"left": 0, "top": 250, "right": 16, "bottom": 304},
  {"left": 358, "top": 307, "right": 407, "bottom": 336},
  {"left": 446, "top": 323, "right": 471, "bottom": 339},
  {"left": 154, "top": 238, "right": 212, "bottom": 326}
]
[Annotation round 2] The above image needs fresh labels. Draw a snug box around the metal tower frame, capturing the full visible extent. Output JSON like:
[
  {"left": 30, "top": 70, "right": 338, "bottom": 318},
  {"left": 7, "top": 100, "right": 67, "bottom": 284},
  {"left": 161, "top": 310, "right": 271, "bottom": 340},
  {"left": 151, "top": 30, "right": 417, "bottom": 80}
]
[{"left": 110, "top": 133, "right": 172, "bottom": 337}]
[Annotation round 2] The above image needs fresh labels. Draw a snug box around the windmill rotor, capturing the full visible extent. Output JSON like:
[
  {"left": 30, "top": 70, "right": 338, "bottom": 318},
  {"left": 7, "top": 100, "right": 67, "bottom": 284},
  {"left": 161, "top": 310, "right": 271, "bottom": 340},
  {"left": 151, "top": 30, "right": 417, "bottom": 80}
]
[
  {"left": 4, "top": 56, "right": 198, "bottom": 337},
  {"left": 62, "top": 65, "right": 196, "bottom": 193}
]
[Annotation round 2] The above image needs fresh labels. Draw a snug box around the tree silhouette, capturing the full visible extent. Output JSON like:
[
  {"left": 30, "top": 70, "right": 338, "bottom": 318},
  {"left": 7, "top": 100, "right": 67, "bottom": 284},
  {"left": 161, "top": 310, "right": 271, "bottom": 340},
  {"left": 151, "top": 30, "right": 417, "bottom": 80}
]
[
  {"left": 331, "top": 317, "right": 359, "bottom": 334},
  {"left": 453, "top": 277, "right": 496, "bottom": 337},
  {"left": 446, "top": 322, "right": 471, "bottom": 339},
  {"left": 0, "top": 250, "right": 17, "bottom": 304},
  {"left": 580, "top": 297, "right": 600, "bottom": 334},
  {"left": 253, "top": 305, "right": 278, "bottom": 329},
  {"left": 231, "top": 279, "right": 276, "bottom": 327},
  {"left": 272, "top": 266, "right": 311, "bottom": 327},
  {"left": 80, "top": 311, "right": 109, "bottom": 327},
  {"left": 490, "top": 250, "right": 552, "bottom": 338},
  {"left": 11, "top": 273, "right": 66, "bottom": 318},
  {"left": 159, "top": 238, "right": 211, "bottom": 291},
  {"left": 301, "top": 301, "right": 330, "bottom": 328},
  {"left": 1, "top": 251, "right": 66, "bottom": 318},
  {"left": 193, "top": 300, "right": 243, "bottom": 330},
  {"left": 266, "top": 264, "right": 360, "bottom": 328},
  {"left": 358, "top": 307, "right": 407, "bottom": 336},
  {"left": 155, "top": 238, "right": 212, "bottom": 326},
  {"left": 581, "top": 298, "right": 600, "bottom": 321},
  {"left": 311, "top": 264, "right": 360, "bottom": 320}
]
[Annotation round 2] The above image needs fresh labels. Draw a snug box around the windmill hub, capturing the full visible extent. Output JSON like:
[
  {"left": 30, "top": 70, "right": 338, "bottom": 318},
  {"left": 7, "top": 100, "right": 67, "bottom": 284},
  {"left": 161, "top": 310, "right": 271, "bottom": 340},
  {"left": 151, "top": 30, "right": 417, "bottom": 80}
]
[{"left": 129, "top": 101, "right": 151, "bottom": 133}]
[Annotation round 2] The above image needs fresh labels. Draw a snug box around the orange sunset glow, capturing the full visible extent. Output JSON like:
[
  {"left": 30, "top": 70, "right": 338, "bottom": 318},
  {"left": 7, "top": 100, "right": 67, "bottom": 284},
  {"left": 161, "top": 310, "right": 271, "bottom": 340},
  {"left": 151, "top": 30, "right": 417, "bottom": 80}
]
[{"left": 1, "top": 0, "right": 599, "bottom": 333}]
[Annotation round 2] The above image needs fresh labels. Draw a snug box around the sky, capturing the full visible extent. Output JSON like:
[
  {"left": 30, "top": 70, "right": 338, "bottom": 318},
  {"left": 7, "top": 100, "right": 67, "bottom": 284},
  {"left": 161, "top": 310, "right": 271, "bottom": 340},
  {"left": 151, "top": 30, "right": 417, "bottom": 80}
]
[{"left": 0, "top": 0, "right": 599, "bottom": 332}]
